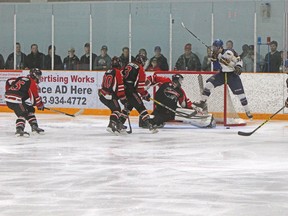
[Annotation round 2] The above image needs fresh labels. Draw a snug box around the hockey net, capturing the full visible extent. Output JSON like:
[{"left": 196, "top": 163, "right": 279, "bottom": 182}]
[{"left": 153, "top": 71, "right": 246, "bottom": 126}]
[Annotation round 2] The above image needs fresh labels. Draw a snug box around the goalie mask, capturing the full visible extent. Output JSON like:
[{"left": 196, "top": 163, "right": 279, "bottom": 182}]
[
  {"left": 29, "top": 68, "right": 42, "bottom": 84},
  {"left": 172, "top": 74, "right": 184, "bottom": 88}
]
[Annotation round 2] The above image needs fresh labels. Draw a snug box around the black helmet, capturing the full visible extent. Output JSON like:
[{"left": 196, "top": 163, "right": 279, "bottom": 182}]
[
  {"left": 172, "top": 74, "right": 184, "bottom": 87},
  {"left": 111, "top": 56, "right": 122, "bottom": 69},
  {"left": 135, "top": 54, "right": 147, "bottom": 66},
  {"left": 29, "top": 68, "right": 42, "bottom": 83}
]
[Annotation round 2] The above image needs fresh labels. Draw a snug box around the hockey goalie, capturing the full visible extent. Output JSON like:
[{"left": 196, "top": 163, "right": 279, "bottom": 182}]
[{"left": 139, "top": 73, "right": 216, "bottom": 128}]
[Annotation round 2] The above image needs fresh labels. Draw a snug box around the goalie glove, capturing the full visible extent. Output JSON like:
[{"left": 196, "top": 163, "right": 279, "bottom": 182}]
[{"left": 234, "top": 65, "right": 242, "bottom": 75}]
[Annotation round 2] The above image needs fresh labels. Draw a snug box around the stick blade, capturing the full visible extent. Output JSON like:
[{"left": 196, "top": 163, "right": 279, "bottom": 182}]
[
  {"left": 73, "top": 108, "right": 84, "bottom": 117},
  {"left": 238, "top": 131, "right": 253, "bottom": 136},
  {"left": 181, "top": 22, "right": 186, "bottom": 28}
]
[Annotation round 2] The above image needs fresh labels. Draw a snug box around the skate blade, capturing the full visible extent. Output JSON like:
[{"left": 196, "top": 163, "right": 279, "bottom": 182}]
[
  {"left": 32, "top": 131, "right": 45, "bottom": 135},
  {"left": 15, "top": 132, "right": 30, "bottom": 138},
  {"left": 106, "top": 127, "right": 121, "bottom": 136},
  {"left": 150, "top": 128, "right": 159, "bottom": 134}
]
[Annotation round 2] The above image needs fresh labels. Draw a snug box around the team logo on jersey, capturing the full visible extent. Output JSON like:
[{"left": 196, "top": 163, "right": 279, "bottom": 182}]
[{"left": 163, "top": 86, "right": 180, "bottom": 101}]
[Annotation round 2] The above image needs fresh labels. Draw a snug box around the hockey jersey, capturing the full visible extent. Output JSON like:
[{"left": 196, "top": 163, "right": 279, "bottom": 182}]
[
  {"left": 148, "top": 74, "right": 193, "bottom": 110},
  {"left": 122, "top": 62, "right": 147, "bottom": 96},
  {"left": 5, "top": 76, "right": 43, "bottom": 107},
  {"left": 99, "top": 68, "right": 125, "bottom": 100}
]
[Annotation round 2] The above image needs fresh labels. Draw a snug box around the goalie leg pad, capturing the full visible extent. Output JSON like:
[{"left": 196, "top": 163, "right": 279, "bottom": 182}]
[{"left": 175, "top": 110, "right": 216, "bottom": 128}]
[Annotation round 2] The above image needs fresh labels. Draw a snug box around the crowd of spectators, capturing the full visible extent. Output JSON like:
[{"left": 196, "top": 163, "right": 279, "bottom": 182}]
[{"left": 0, "top": 40, "right": 287, "bottom": 72}]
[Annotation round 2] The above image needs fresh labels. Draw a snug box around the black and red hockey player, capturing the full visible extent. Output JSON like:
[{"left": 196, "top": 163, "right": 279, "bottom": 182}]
[
  {"left": 120, "top": 54, "right": 158, "bottom": 132},
  {"left": 98, "top": 56, "right": 128, "bottom": 135},
  {"left": 143, "top": 73, "right": 216, "bottom": 128},
  {"left": 5, "top": 68, "right": 45, "bottom": 136}
]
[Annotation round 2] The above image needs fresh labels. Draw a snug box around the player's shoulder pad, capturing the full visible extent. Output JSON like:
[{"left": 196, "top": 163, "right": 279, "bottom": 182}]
[
  {"left": 128, "top": 62, "right": 139, "bottom": 69},
  {"left": 22, "top": 77, "right": 30, "bottom": 81}
]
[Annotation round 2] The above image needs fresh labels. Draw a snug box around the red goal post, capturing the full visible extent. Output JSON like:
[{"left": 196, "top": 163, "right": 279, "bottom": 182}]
[{"left": 152, "top": 70, "right": 246, "bottom": 127}]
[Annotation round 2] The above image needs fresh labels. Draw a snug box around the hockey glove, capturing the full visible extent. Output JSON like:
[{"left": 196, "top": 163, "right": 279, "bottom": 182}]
[
  {"left": 37, "top": 101, "right": 45, "bottom": 111},
  {"left": 285, "top": 97, "right": 288, "bottom": 108},
  {"left": 142, "top": 92, "right": 151, "bottom": 102},
  {"left": 234, "top": 65, "right": 242, "bottom": 75}
]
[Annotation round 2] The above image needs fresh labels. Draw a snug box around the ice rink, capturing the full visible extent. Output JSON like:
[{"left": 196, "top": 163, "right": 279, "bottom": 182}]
[{"left": 0, "top": 112, "right": 288, "bottom": 216}]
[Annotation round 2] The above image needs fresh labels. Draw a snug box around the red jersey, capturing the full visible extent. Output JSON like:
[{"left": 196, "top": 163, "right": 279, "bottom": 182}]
[
  {"left": 122, "top": 62, "right": 147, "bottom": 96},
  {"left": 5, "top": 76, "right": 42, "bottom": 107},
  {"left": 99, "top": 68, "right": 126, "bottom": 100},
  {"left": 147, "top": 74, "right": 193, "bottom": 109}
]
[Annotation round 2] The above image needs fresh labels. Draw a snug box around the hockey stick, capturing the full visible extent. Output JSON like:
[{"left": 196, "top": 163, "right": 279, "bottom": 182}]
[
  {"left": 44, "top": 107, "right": 84, "bottom": 117},
  {"left": 181, "top": 22, "right": 210, "bottom": 49},
  {"left": 150, "top": 98, "right": 208, "bottom": 119},
  {"left": 198, "top": 74, "right": 204, "bottom": 94},
  {"left": 238, "top": 105, "right": 285, "bottom": 136},
  {"left": 126, "top": 115, "right": 132, "bottom": 134}
]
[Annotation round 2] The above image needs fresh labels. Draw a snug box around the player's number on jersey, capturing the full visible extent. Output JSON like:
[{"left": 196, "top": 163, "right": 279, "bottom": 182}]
[
  {"left": 9, "top": 80, "right": 25, "bottom": 91},
  {"left": 102, "top": 74, "right": 114, "bottom": 89},
  {"left": 123, "top": 65, "right": 133, "bottom": 79}
]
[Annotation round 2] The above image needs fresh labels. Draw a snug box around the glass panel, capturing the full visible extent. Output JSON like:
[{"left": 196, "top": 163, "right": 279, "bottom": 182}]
[
  {"left": 131, "top": 2, "right": 170, "bottom": 70},
  {"left": 213, "top": 1, "right": 255, "bottom": 72},
  {"left": 54, "top": 3, "right": 90, "bottom": 70},
  {"left": 172, "top": 2, "right": 212, "bottom": 71},
  {"left": 16, "top": 4, "right": 52, "bottom": 70},
  {"left": 91, "top": 2, "right": 129, "bottom": 70},
  {"left": 0, "top": 5, "right": 15, "bottom": 69},
  {"left": 256, "top": 1, "right": 285, "bottom": 72}
]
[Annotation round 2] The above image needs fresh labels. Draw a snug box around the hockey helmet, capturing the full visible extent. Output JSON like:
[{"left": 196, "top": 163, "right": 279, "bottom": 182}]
[
  {"left": 172, "top": 74, "right": 184, "bottom": 87},
  {"left": 135, "top": 54, "right": 147, "bottom": 66},
  {"left": 29, "top": 68, "right": 42, "bottom": 84},
  {"left": 111, "top": 56, "right": 122, "bottom": 69},
  {"left": 212, "top": 39, "right": 224, "bottom": 48}
]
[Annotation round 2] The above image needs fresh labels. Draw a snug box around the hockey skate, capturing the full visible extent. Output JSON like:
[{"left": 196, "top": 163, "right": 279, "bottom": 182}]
[
  {"left": 245, "top": 111, "right": 253, "bottom": 121},
  {"left": 31, "top": 125, "right": 45, "bottom": 134},
  {"left": 144, "top": 119, "right": 158, "bottom": 134},
  {"left": 106, "top": 120, "right": 121, "bottom": 135},
  {"left": 193, "top": 100, "right": 208, "bottom": 113},
  {"left": 15, "top": 127, "right": 30, "bottom": 137}
]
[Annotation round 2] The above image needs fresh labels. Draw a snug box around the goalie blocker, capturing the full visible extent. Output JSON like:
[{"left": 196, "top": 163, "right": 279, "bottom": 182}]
[{"left": 140, "top": 73, "right": 216, "bottom": 128}]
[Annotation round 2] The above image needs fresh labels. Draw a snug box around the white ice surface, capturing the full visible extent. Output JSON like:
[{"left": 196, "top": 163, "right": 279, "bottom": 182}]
[{"left": 0, "top": 113, "right": 288, "bottom": 216}]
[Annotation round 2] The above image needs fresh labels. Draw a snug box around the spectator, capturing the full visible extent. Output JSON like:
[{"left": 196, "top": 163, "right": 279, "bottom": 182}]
[
  {"left": 263, "top": 40, "right": 281, "bottom": 72},
  {"left": 148, "top": 46, "right": 169, "bottom": 71},
  {"left": 119, "top": 47, "right": 135, "bottom": 68},
  {"left": 279, "top": 51, "right": 288, "bottom": 72},
  {"left": 239, "top": 44, "right": 249, "bottom": 59},
  {"left": 242, "top": 46, "right": 254, "bottom": 72},
  {"left": 146, "top": 57, "right": 161, "bottom": 71},
  {"left": 136, "top": 48, "right": 149, "bottom": 70},
  {"left": 0, "top": 53, "right": 4, "bottom": 69},
  {"left": 79, "top": 43, "right": 97, "bottom": 70},
  {"left": 174, "top": 43, "right": 201, "bottom": 71},
  {"left": 44, "top": 45, "right": 63, "bottom": 70},
  {"left": 94, "top": 45, "right": 112, "bottom": 70},
  {"left": 243, "top": 45, "right": 265, "bottom": 72},
  {"left": 5, "top": 42, "right": 27, "bottom": 69},
  {"left": 202, "top": 46, "right": 212, "bottom": 71},
  {"left": 26, "top": 44, "right": 45, "bottom": 69},
  {"left": 63, "top": 48, "right": 80, "bottom": 70},
  {"left": 225, "top": 40, "right": 238, "bottom": 56}
]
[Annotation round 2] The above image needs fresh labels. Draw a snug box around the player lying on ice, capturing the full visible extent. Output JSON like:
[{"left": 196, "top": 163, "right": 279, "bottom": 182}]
[
  {"left": 5, "top": 68, "right": 45, "bottom": 137},
  {"left": 139, "top": 73, "right": 216, "bottom": 128}
]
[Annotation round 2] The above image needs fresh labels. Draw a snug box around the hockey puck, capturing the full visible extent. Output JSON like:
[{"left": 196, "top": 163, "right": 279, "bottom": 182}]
[{"left": 226, "top": 127, "right": 230, "bottom": 129}]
